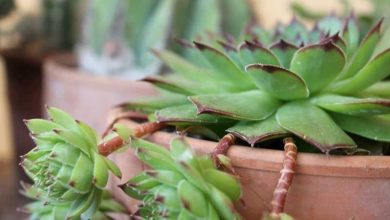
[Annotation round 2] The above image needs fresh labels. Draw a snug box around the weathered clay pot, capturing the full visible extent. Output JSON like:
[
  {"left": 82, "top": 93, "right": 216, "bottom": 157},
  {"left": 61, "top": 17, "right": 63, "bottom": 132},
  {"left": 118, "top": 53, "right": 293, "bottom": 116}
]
[
  {"left": 109, "top": 120, "right": 390, "bottom": 220},
  {"left": 43, "top": 54, "right": 157, "bottom": 133}
]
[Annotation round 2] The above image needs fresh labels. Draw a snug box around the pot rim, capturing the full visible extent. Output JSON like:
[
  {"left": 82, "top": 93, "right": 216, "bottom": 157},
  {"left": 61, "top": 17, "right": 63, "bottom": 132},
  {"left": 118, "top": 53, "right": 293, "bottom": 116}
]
[
  {"left": 123, "top": 121, "right": 390, "bottom": 178},
  {"left": 44, "top": 53, "right": 151, "bottom": 85}
]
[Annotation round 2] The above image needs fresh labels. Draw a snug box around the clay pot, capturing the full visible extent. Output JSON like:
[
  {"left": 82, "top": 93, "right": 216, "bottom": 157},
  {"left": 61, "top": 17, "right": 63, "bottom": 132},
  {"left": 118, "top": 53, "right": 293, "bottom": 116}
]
[
  {"left": 108, "top": 120, "right": 390, "bottom": 220},
  {"left": 43, "top": 54, "right": 157, "bottom": 133}
]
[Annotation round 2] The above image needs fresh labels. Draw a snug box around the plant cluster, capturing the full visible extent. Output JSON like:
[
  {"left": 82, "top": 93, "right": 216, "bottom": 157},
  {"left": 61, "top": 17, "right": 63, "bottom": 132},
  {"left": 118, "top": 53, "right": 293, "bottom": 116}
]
[
  {"left": 124, "top": 15, "right": 390, "bottom": 155},
  {"left": 19, "top": 14, "right": 390, "bottom": 220}
]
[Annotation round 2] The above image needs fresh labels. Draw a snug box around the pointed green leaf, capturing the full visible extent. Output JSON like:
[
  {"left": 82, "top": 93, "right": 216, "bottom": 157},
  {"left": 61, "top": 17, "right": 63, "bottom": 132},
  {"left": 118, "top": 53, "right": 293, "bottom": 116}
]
[
  {"left": 290, "top": 41, "right": 345, "bottom": 93},
  {"left": 238, "top": 41, "right": 280, "bottom": 66},
  {"left": 317, "top": 15, "right": 343, "bottom": 36},
  {"left": 331, "top": 113, "right": 390, "bottom": 142},
  {"left": 154, "top": 49, "right": 218, "bottom": 82},
  {"left": 321, "top": 33, "right": 347, "bottom": 53},
  {"left": 190, "top": 90, "right": 281, "bottom": 120},
  {"left": 102, "top": 157, "right": 122, "bottom": 179},
  {"left": 92, "top": 153, "right": 109, "bottom": 189},
  {"left": 51, "top": 142, "right": 80, "bottom": 166},
  {"left": 69, "top": 154, "right": 94, "bottom": 193},
  {"left": 25, "top": 119, "right": 62, "bottom": 134},
  {"left": 342, "top": 15, "right": 359, "bottom": 56},
  {"left": 339, "top": 18, "right": 383, "bottom": 80},
  {"left": 311, "top": 94, "right": 390, "bottom": 115},
  {"left": 359, "top": 81, "right": 390, "bottom": 98},
  {"left": 54, "top": 130, "right": 92, "bottom": 155},
  {"left": 219, "top": 41, "right": 245, "bottom": 69},
  {"left": 203, "top": 169, "right": 241, "bottom": 201},
  {"left": 246, "top": 64, "right": 309, "bottom": 100},
  {"left": 120, "top": 91, "right": 188, "bottom": 114},
  {"left": 331, "top": 48, "right": 390, "bottom": 94},
  {"left": 146, "top": 170, "right": 184, "bottom": 187},
  {"left": 208, "top": 185, "right": 239, "bottom": 220},
  {"left": 78, "top": 121, "right": 98, "bottom": 146},
  {"left": 177, "top": 180, "right": 209, "bottom": 218},
  {"left": 227, "top": 114, "right": 289, "bottom": 146},
  {"left": 276, "top": 101, "right": 356, "bottom": 152},
  {"left": 281, "top": 18, "right": 308, "bottom": 44},
  {"left": 194, "top": 42, "right": 255, "bottom": 90},
  {"left": 156, "top": 104, "right": 232, "bottom": 124},
  {"left": 47, "top": 107, "right": 79, "bottom": 131},
  {"left": 270, "top": 40, "right": 298, "bottom": 68}
]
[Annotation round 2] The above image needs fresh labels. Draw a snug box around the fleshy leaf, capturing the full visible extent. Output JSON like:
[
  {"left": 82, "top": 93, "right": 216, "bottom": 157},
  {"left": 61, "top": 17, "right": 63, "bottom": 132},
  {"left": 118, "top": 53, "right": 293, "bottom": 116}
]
[
  {"left": 331, "top": 48, "right": 390, "bottom": 94},
  {"left": 156, "top": 104, "right": 232, "bottom": 124},
  {"left": 143, "top": 74, "right": 231, "bottom": 95},
  {"left": 153, "top": 49, "right": 218, "bottom": 82},
  {"left": 331, "top": 113, "right": 390, "bottom": 142},
  {"left": 246, "top": 64, "right": 309, "bottom": 100},
  {"left": 317, "top": 15, "right": 343, "bottom": 36},
  {"left": 270, "top": 40, "right": 298, "bottom": 68},
  {"left": 194, "top": 42, "right": 255, "bottom": 90},
  {"left": 119, "top": 91, "right": 188, "bottom": 114},
  {"left": 190, "top": 90, "right": 281, "bottom": 120},
  {"left": 276, "top": 101, "right": 356, "bottom": 152},
  {"left": 290, "top": 41, "right": 345, "bottom": 93},
  {"left": 238, "top": 41, "right": 280, "bottom": 66},
  {"left": 342, "top": 14, "right": 359, "bottom": 56},
  {"left": 359, "top": 81, "right": 390, "bottom": 98},
  {"left": 227, "top": 114, "right": 289, "bottom": 146},
  {"left": 339, "top": 18, "right": 383, "bottom": 80},
  {"left": 311, "top": 94, "right": 390, "bottom": 115}
]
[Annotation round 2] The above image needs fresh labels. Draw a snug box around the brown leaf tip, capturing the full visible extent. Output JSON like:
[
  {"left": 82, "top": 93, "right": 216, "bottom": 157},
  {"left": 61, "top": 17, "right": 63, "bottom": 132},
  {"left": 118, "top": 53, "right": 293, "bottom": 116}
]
[
  {"left": 218, "top": 40, "right": 236, "bottom": 52},
  {"left": 180, "top": 198, "right": 191, "bottom": 211},
  {"left": 68, "top": 181, "right": 75, "bottom": 187},
  {"left": 174, "top": 38, "right": 195, "bottom": 49},
  {"left": 193, "top": 41, "right": 211, "bottom": 51},
  {"left": 271, "top": 39, "right": 298, "bottom": 50},
  {"left": 244, "top": 40, "right": 264, "bottom": 51},
  {"left": 246, "top": 63, "right": 282, "bottom": 73}
]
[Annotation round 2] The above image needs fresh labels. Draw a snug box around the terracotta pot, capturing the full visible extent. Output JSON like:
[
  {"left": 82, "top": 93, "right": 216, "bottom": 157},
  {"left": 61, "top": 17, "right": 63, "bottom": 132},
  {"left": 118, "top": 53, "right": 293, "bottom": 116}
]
[
  {"left": 43, "top": 54, "right": 157, "bottom": 133},
  {"left": 108, "top": 120, "right": 390, "bottom": 220}
]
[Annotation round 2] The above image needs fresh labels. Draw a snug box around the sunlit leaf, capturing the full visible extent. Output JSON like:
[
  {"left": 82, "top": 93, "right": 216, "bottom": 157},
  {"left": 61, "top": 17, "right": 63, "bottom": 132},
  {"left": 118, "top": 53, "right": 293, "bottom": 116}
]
[
  {"left": 276, "top": 101, "right": 356, "bottom": 152},
  {"left": 190, "top": 90, "right": 281, "bottom": 120},
  {"left": 290, "top": 41, "right": 345, "bottom": 93},
  {"left": 311, "top": 94, "right": 390, "bottom": 115},
  {"left": 246, "top": 64, "right": 309, "bottom": 100}
]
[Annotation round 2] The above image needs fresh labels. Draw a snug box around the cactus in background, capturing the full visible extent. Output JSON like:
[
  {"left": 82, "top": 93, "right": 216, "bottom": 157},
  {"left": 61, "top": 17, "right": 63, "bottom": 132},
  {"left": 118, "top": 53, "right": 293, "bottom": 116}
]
[
  {"left": 77, "top": 0, "right": 253, "bottom": 78},
  {"left": 41, "top": 0, "right": 81, "bottom": 50}
]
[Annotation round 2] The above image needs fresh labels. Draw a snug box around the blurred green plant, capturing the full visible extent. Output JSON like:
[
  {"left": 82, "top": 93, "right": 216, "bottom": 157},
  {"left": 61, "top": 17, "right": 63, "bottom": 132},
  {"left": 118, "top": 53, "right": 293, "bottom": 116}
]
[{"left": 78, "top": 0, "right": 253, "bottom": 77}]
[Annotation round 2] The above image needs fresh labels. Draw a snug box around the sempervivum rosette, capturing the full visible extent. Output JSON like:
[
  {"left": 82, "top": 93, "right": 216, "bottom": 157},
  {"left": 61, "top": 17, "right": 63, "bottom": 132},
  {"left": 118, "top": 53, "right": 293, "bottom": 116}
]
[
  {"left": 19, "top": 182, "right": 127, "bottom": 220},
  {"left": 119, "top": 136, "right": 242, "bottom": 220},
  {"left": 20, "top": 107, "right": 122, "bottom": 218}
]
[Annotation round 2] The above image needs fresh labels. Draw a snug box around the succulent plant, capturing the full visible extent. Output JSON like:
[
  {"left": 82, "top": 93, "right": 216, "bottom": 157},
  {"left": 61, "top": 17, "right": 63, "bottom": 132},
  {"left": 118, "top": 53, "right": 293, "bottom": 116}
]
[
  {"left": 20, "top": 107, "right": 122, "bottom": 218},
  {"left": 122, "top": 16, "right": 390, "bottom": 154},
  {"left": 19, "top": 182, "right": 127, "bottom": 220},
  {"left": 119, "top": 136, "right": 242, "bottom": 219}
]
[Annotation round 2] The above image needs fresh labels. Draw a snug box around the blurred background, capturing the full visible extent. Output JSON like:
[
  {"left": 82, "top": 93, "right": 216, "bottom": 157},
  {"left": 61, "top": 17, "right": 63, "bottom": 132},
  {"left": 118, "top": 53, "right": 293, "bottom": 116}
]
[{"left": 0, "top": 0, "right": 386, "bottom": 219}]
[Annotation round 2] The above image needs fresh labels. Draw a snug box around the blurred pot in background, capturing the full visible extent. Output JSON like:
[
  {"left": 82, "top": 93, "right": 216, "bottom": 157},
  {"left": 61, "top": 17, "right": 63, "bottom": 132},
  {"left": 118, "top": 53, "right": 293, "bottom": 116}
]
[{"left": 45, "top": 0, "right": 253, "bottom": 132}]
